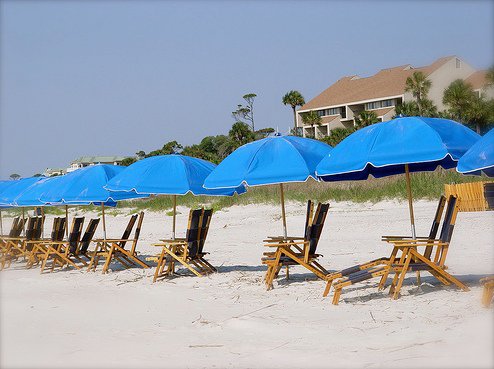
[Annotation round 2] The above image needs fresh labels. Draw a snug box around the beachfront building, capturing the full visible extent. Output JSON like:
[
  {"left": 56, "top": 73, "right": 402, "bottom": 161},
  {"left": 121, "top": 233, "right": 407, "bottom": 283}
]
[
  {"left": 297, "top": 56, "right": 494, "bottom": 138},
  {"left": 66, "top": 156, "right": 131, "bottom": 173},
  {"left": 43, "top": 168, "right": 65, "bottom": 177}
]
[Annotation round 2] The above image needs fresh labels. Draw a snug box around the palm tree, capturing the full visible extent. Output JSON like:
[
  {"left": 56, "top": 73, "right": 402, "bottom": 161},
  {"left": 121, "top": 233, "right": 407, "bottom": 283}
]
[
  {"left": 405, "top": 71, "right": 433, "bottom": 115},
  {"left": 443, "top": 79, "right": 475, "bottom": 122},
  {"left": 465, "top": 94, "right": 492, "bottom": 134},
  {"left": 354, "top": 110, "right": 379, "bottom": 129},
  {"left": 282, "top": 90, "right": 305, "bottom": 136},
  {"left": 9, "top": 173, "right": 20, "bottom": 180},
  {"left": 301, "top": 111, "right": 322, "bottom": 138}
]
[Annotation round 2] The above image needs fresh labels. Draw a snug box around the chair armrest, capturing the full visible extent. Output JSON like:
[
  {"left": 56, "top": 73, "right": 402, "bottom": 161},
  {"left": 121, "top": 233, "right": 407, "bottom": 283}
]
[
  {"left": 387, "top": 239, "right": 449, "bottom": 248},
  {"left": 382, "top": 235, "right": 431, "bottom": 241},
  {"left": 93, "top": 238, "right": 136, "bottom": 243},
  {"left": 265, "top": 236, "right": 305, "bottom": 241},
  {"left": 159, "top": 237, "right": 186, "bottom": 242},
  {"left": 263, "top": 241, "right": 308, "bottom": 248}
]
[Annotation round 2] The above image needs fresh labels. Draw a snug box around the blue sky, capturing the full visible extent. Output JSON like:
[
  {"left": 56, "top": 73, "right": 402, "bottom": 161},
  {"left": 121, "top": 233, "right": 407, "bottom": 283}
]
[{"left": 1, "top": 0, "right": 493, "bottom": 178}]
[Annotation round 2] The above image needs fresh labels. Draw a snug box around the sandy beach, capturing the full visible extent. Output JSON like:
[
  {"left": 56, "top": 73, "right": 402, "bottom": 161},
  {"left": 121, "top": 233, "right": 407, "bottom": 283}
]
[{"left": 1, "top": 200, "right": 493, "bottom": 368}]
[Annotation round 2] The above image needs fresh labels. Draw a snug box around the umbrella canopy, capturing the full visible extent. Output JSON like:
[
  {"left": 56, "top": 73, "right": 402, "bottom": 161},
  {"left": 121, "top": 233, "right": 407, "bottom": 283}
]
[
  {"left": 316, "top": 116, "right": 480, "bottom": 237},
  {"left": 105, "top": 154, "right": 246, "bottom": 239},
  {"left": 105, "top": 154, "right": 246, "bottom": 196},
  {"left": 457, "top": 128, "right": 494, "bottom": 177},
  {"left": 0, "top": 177, "right": 45, "bottom": 207},
  {"left": 40, "top": 164, "right": 145, "bottom": 205},
  {"left": 13, "top": 176, "right": 65, "bottom": 207},
  {"left": 204, "top": 134, "right": 333, "bottom": 238},
  {"left": 204, "top": 134, "right": 332, "bottom": 189}
]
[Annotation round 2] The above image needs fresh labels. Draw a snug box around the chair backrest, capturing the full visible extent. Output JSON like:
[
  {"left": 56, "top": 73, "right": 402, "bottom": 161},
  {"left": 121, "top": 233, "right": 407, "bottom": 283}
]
[
  {"left": 306, "top": 202, "right": 330, "bottom": 255},
  {"left": 33, "top": 216, "right": 45, "bottom": 239},
  {"left": 197, "top": 209, "right": 213, "bottom": 255},
  {"left": 9, "top": 217, "right": 21, "bottom": 237},
  {"left": 79, "top": 218, "right": 100, "bottom": 254},
  {"left": 56, "top": 217, "right": 67, "bottom": 241},
  {"left": 25, "top": 217, "right": 37, "bottom": 240},
  {"left": 51, "top": 217, "right": 61, "bottom": 240},
  {"left": 304, "top": 200, "right": 314, "bottom": 234},
  {"left": 185, "top": 208, "right": 203, "bottom": 258},
  {"left": 117, "top": 213, "right": 139, "bottom": 250},
  {"left": 424, "top": 195, "right": 447, "bottom": 259},
  {"left": 439, "top": 195, "right": 459, "bottom": 244},
  {"left": 129, "top": 212, "right": 144, "bottom": 255},
  {"left": 68, "top": 217, "right": 85, "bottom": 254}
]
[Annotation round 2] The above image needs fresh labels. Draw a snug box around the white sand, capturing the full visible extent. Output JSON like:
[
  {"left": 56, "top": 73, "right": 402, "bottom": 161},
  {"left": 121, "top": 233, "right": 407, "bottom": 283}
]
[{"left": 1, "top": 200, "right": 493, "bottom": 368}]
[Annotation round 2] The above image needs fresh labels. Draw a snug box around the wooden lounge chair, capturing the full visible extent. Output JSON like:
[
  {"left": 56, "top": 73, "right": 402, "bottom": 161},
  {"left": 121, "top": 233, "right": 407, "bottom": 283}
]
[
  {"left": 150, "top": 207, "right": 215, "bottom": 281},
  {"left": 38, "top": 217, "right": 85, "bottom": 273},
  {"left": 330, "top": 195, "right": 469, "bottom": 304},
  {"left": 26, "top": 217, "right": 65, "bottom": 268},
  {"left": 87, "top": 212, "right": 149, "bottom": 273},
  {"left": 0, "top": 216, "right": 23, "bottom": 257},
  {"left": 262, "top": 201, "right": 330, "bottom": 290},
  {"left": 322, "top": 195, "right": 447, "bottom": 297},
  {"left": 1, "top": 216, "right": 42, "bottom": 269},
  {"left": 72, "top": 218, "right": 100, "bottom": 264}
]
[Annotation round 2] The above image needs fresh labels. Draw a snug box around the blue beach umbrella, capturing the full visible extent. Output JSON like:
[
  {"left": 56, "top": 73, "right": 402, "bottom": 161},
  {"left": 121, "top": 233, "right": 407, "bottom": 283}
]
[
  {"left": 0, "top": 177, "right": 45, "bottom": 235},
  {"left": 105, "top": 154, "right": 246, "bottom": 239},
  {"left": 316, "top": 116, "right": 480, "bottom": 237},
  {"left": 204, "top": 134, "right": 333, "bottom": 238},
  {"left": 40, "top": 165, "right": 147, "bottom": 239},
  {"left": 457, "top": 128, "right": 494, "bottom": 177},
  {"left": 0, "top": 180, "right": 19, "bottom": 234}
]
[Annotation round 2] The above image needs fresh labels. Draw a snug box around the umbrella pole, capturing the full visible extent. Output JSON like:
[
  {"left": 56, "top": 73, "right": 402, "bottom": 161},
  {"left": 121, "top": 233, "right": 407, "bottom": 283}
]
[
  {"left": 279, "top": 183, "right": 288, "bottom": 240},
  {"left": 22, "top": 207, "right": 25, "bottom": 236},
  {"left": 41, "top": 206, "right": 45, "bottom": 239},
  {"left": 101, "top": 204, "right": 107, "bottom": 242},
  {"left": 65, "top": 205, "right": 69, "bottom": 238},
  {"left": 172, "top": 194, "right": 177, "bottom": 240},
  {"left": 405, "top": 164, "right": 416, "bottom": 239},
  {"left": 0, "top": 209, "right": 3, "bottom": 235}
]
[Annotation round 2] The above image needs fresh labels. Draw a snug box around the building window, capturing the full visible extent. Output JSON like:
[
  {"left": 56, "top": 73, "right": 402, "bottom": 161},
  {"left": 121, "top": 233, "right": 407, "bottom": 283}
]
[
  {"left": 365, "top": 99, "right": 394, "bottom": 110},
  {"left": 456, "top": 58, "right": 461, "bottom": 68},
  {"left": 317, "top": 107, "right": 344, "bottom": 116}
]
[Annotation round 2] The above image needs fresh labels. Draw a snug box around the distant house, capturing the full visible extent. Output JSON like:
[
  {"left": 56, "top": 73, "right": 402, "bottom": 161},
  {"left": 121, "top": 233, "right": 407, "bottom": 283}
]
[
  {"left": 43, "top": 168, "right": 65, "bottom": 177},
  {"left": 66, "top": 156, "right": 131, "bottom": 173},
  {"left": 297, "top": 56, "right": 494, "bottom": 138}
]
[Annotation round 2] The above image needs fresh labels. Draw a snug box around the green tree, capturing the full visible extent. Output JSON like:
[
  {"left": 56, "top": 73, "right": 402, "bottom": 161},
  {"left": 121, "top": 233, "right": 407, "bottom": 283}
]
[
  {"left": 443, "top": 79, "right": 475, "bottom": 122},
  {"left": 254, "top": 127, "right": 275, "bottom": 139},
  {"left": 282, "top": 90, "right": 305, "bottom": 136},
  {"left": 136, "top": 151, "right": 146, "bottom": 159},
  {"left": 229, "top": 122, "right": 255, "bottom": 149},
  {"left": 486, "top": 66, "right": 494, "bottom": 86},
  {"left": 465, "top": 94, "right": 493, "bottom": 134},
  {"left": 405, "top": 71, "right": 434, "bottom": 115},
  {"left": 9, "top": 173, "right": 20, "bottom": 180},
  {"left": 121, "top": 157, "right": 137, "bottom": 166},
  {"left": 33, "top": 173, "right": 43, "bottom": 177},
  {"left": 321, "top": 127, "right": 354, "bottom": 147},
  {"left": 354, "top": 110, "right": 379, "bottom": 129},
  {"left": 394, "top": 101, "right": 420, "bottom": 117},
  {"left": 147, "top": 141, "right": 183, "bottom": 157},
  {"left": 232, "top": 93, "right": 257, "bottom": 131},
  {"left": 300, "top": 111, "right": 322, "bottom": 138}
]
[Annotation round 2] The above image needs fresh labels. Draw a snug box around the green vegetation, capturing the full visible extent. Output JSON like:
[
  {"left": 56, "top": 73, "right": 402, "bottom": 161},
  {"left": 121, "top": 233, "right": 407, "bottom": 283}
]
[
  {"left": 119, "top": 169, "right": 487, "bottom": 212},
  {"left": 282, "top": 90, "right": 306, "bottom": 135}
]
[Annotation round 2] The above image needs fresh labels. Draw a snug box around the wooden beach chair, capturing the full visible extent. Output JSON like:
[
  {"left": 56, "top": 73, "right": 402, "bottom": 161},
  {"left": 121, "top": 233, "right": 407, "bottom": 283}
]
[
  {"left": 262, "top": 201, "right": 330, "bottom": 290},
  {"left": 72, "top": 218, "right": 100, "bottom": 264},
  {"left": 87, "top": 212, "right": 149, "bottom": 273},
  {"left": 38, "top": 217, "right": 85, "bottom": 273},
  {"left": 150, "top": 208, "right": 215, "bottom": 281},
  {"left": 1, "top": 216, "right": 43, "bottom": 269},
  {"left": 330, "top": 195, "right": 469, "bottom": 304},
  {"left": 322, "top": 195, "right": 447, "bottom": 297},
  {"left": 26, "top": 217, "right": 65, "bottom": 268},
  {"left": 0, "top": 217, "right": 23, "bottom": 256}
]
